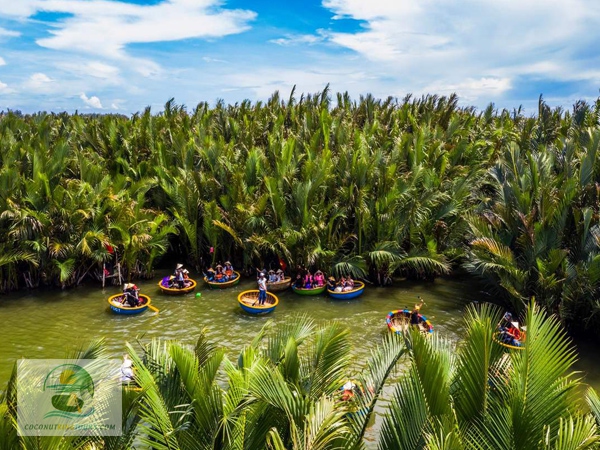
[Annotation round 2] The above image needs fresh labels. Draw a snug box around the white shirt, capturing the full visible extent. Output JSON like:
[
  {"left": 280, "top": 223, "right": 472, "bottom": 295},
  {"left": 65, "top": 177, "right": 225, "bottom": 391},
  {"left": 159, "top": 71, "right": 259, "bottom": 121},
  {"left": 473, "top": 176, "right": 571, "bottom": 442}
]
[{"left": 258, "top": 278, "right": 267, "bottom": 291}]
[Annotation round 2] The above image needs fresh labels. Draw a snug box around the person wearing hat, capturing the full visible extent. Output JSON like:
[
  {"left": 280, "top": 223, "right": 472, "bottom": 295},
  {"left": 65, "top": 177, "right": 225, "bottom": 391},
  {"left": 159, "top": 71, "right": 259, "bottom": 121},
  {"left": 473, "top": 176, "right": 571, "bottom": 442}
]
[
  {"left": 120, "top": 354, "right": 134, "bottom": 383},
  {"left": 314, "top": 270, "right": 325, "bottom": 287},
  {"left": 257, "top": 272, "right": 268, "bottom": 305},
  {"left": 224, "top": 261, "right": 235, "bottom": 280},
  {"left": 268, "top": 269, "right": 278, "bottom": 283},
  {"left": 215, "top": 264, "right": 225, "bottom": 282},
  {"left": 174, "top": 263, "right": 185, "bottom": 288},
  {"left": 276, "top": 269, "right": 285, "bottom": 282},
  {"left": 123, "top": 283, "right": 139, "bottom": 307},
  {"left": 327, "top": 276, "right": 336, "bottom": 291},
  {"left": 205, "top": 267, "right": 215, "bottom": 282},
  {"left": 410, "top": 297, "right": 426, "bottom": 326}
]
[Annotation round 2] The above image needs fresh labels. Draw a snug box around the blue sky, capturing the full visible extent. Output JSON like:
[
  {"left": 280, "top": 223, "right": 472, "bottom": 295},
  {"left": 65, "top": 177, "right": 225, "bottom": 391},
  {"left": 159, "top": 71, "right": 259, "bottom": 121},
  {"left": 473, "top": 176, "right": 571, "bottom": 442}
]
[{"left": 0, "top": 0, "right": 599, "bottom": 113}]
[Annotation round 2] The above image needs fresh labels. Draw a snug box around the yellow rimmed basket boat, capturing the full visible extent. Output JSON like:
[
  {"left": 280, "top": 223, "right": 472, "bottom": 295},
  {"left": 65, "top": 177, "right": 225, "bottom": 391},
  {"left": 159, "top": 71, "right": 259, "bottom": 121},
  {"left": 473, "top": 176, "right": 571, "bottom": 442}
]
[
  {"left": 108, "top": 294, "right": 152, "bottom": 315},
  {"left": 493, "top": 331, "right": 526, "bottom": 350},
  {"left": 157, "top": 278, "right": 197, "bottom": 295},
  {"left": 204, "top": 271, "right": 241, "bottom": 289},
  {"left": 237, "top": 290, "right": 279, "bottom": 315},
  {"left": 267, "top": 277, "right": 292, "bottom": 292},
  {"left": 386, "top": 309, "right": 434, "bottom": 335}
]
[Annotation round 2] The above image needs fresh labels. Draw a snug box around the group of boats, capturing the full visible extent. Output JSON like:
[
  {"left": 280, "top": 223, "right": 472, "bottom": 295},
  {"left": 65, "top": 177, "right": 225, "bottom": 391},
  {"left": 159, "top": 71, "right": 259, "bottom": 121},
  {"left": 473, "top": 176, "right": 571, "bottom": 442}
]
[{"left": 106, "top": 271, "right": 527, "bottom": 349}]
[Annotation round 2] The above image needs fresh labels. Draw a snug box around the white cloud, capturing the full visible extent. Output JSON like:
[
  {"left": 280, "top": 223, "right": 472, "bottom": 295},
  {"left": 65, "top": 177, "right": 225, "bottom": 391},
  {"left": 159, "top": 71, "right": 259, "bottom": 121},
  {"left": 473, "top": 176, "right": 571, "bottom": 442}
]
[
  {"left": 57, "top": 61, "right": 120, "bottom": 80},
  {"left": 0, "top": 80, "right": 8, "bottom": 90},
  {"left": 24, "top": 72, "right": 55, "bottom": 93},
  {"left": 80, "top": 93, "right": 103, "bottom": 109},
  {"left": 270, "top": 33, "right": 325, "bottom": 46},
  {"left": 202, "top": 57, "right": 228, "bottom": 64},
  {"left": 322, "top": 0, "right": 600, "bottom": 101},
  {"left": 0, "top": 0, "right": 38, "bottom": 17},
  {"left": 0, "top": 27, "right": 20, "bottom": 37},
  {"left": 26, "top": 0, "right": 256, "bottom": 62},
  {"left": 423, "top": 77, "right": 512, "bottom": 102},
  {"left": 0, "top": 57, "right": 5, "bottom": 66}
]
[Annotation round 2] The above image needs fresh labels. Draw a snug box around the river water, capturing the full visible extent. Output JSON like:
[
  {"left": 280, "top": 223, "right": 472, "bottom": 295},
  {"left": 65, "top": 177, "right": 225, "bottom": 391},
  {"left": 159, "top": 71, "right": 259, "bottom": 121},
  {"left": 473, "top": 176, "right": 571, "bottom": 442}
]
[{"left": 1, "top": 273, "right": 598, "bottom": 442}]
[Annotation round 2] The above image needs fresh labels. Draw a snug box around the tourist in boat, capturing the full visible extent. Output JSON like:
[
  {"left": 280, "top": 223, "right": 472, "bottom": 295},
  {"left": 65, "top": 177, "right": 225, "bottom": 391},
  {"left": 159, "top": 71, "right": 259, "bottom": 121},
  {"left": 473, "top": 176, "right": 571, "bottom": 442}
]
[
  {"left": 341, "top": 381, "right": 356, "bottom": 401},
  {"left": 215, "top": 265, "right": 225, "bottom": 282},
  {"left": 410, "top": 298, "right": 426, "bottom": 326},
  {"left": 120, "top": 354, "right": 134, "bottom": 383},
  {"left": 334, "top": 277, "right": 345, "bottom": 292},
  {"left": 327, "top": 276, "right": 336, "bottom": 291},
  {"left": 205, "top": 267, "right": 215, "bottom": 282},
  {"left": 314, "top": 270, "right": 325, "bottom": 287},
  {"left": 304, "top": 271, "right": 314, "bottom": 288},
  {"left": 294, "top": 273, "right": 303, "bottom": 288},
  {"left": 224, "top": 261, "right": 235, "bottom": 280},
  {"left": 123, "top": 283, "right": 139, "bottom": 307},
  {"left": 276, "top": 269, "right": 285, "bottom": 281},
  {"left": 174, "top": 263, "right": 185, "bottom": 288},
  {"left": 498, "top": 312, "right": 513, "bottom": 329},
  {"left": 257, "top": 272, "right": 268, "bottom": 305},
  {"left": 268, "top": 270, "right": 278, "bottom": 282},
  {"left": 500, "top": 321, "right": 523, "bottom": 347},
  {"left": 343, "top": 276, "right": 354, "bottom": 291}
]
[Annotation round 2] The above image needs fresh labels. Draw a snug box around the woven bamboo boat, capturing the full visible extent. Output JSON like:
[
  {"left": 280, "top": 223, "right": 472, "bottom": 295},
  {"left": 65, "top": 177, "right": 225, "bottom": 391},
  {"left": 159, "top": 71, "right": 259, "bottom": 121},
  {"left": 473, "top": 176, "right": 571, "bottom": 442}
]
[
  {"left": 291, "top": 284, "right": 326, "bottom": 296},
  {"left": 108, "top": 294, "right": 152, "bottom": 315},
  {"left": 386, "top": 309, "right": 434, "bottom": 334},
  {"left": 327, "top": 281, "right": 365, "bottom": 299},
  {"left": 237, "top": 290, "right": 279, "bottom": 314},
  {"left": 158, "top": 278, "right": 197, "bottom": 294},
  {"left": 267, "top": 277, "right": 292, "bottom": 292},
  {"left": 204, "top": 271, "right": 241, "bottom": 289}
]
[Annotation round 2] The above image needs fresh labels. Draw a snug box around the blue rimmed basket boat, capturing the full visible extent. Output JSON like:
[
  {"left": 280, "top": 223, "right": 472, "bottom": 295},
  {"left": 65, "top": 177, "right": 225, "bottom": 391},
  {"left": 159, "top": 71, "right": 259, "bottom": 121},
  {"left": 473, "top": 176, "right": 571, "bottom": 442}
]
[
  {"left": 108, "top": 294, "right": 152, "bottom": 315},
  {"left": 386, "top": 309, "right": 434, "bottom": 334},
  {"left": 327, "top": 281, "right": 365, "bottom": 300},
  {"left": 237, "top": 290, "right": 279, "bottom": 315}
]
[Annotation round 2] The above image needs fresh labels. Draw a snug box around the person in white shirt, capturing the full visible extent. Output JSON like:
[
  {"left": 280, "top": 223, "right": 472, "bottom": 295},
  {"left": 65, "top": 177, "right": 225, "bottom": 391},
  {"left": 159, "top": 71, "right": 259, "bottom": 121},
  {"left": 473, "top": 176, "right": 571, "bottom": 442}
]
[{"left": 257, "top": 272, "right": 268, "bottom": 305}]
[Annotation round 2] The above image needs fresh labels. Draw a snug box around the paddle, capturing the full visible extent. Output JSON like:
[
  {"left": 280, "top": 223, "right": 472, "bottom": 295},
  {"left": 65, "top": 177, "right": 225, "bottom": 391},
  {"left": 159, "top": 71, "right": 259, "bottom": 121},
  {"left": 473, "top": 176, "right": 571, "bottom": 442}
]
[{"left": 148, "top": 305, "right": 160, "bottom": 313}]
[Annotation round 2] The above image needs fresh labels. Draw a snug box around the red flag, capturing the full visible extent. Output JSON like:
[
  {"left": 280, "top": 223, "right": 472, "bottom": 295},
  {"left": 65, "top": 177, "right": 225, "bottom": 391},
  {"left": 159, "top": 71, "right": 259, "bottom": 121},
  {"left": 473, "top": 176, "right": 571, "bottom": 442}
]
[
  {"left": 105, "top": 244, "right": 114, "bottom": 254},
  {"left": 279, "top": 257, "right": 287, "bottom": 271}
]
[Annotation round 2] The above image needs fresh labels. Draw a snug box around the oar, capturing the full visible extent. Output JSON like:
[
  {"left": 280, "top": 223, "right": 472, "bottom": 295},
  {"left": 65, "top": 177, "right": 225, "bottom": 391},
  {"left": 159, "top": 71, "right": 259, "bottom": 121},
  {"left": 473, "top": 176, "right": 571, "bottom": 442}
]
[{"left": 148, "top": 305, "right": 160, "bottom": 313}]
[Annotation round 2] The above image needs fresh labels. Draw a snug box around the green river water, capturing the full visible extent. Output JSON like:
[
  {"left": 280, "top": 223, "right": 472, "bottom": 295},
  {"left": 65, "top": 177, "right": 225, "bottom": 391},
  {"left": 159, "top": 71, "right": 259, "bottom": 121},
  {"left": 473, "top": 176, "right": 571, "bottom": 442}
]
[{"left": 1, "top": 272, "right": 599, "bottom": 444}]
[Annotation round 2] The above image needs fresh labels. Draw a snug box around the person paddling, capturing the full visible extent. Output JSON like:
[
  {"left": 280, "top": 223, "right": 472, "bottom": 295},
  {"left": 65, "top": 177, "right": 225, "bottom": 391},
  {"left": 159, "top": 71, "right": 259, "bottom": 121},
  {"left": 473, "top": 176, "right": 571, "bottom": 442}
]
[
  {"left": 410, "top": 297, "right": 426, "bottom": 326},
  {"left": 257, "top": 272, "right": 267, "bottom": 305}
]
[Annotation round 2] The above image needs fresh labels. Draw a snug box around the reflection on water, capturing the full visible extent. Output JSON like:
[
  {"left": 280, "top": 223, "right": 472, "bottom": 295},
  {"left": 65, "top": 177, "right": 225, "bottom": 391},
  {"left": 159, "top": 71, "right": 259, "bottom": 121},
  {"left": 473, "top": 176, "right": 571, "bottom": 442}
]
[{"left": 1, "top": 272, "right": 599, "bottom": 443}]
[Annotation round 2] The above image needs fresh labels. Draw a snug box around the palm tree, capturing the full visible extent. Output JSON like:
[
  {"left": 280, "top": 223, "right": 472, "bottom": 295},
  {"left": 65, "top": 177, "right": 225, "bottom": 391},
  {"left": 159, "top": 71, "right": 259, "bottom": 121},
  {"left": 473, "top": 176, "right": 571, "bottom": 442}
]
[{"left": 378, "top": 302, "right": 600, "bottom": 450}]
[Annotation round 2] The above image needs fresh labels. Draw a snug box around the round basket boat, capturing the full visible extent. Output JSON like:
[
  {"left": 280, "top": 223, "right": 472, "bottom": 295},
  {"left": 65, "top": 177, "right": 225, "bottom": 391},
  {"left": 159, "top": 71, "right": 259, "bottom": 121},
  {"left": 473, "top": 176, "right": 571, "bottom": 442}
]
[
  {"left": 267, "top": 277, "right": 292, "bottom": 292},
  {"left": 204, "top": 271, "right": 241, "bottom": 289},
  {"left": 386, "top": 309, "right": 434, "bottom": 334},
  {"left": 493, "top": 331, "right": 526, "bottom": 350},
  {"left": 237, "top": 290, "right": 279, "bottom": 315},
  {"left": 158, "top": 278, "right": 197, "bottom": 295},
  {"left": 108, "top": 294, "right": 152, "bottom": 315},
  {"left": 327, "top": 281, "right": 365, "bottom": 300},
  {"left": 291, "top": 284, "right": 326, "bottom": 296}
]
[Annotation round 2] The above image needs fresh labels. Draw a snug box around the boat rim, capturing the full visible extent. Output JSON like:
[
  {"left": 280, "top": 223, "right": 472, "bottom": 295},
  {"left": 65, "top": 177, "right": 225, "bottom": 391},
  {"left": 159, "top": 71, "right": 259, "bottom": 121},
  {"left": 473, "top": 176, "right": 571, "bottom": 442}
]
[
  {"left": 108, "top": 293, "right": 151, "bottom": 310},
  {"left": 327, "top": 280, "right": 365, "bottom": 295},
  {"left": 157, "top": 278, "right": 197, "bottom": 292},
  {"left": 204, "top": 271, "right": 241, "bottom": 286},
  {"left": 237, "top": 290, "right": 279, "bottom": 309}
]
